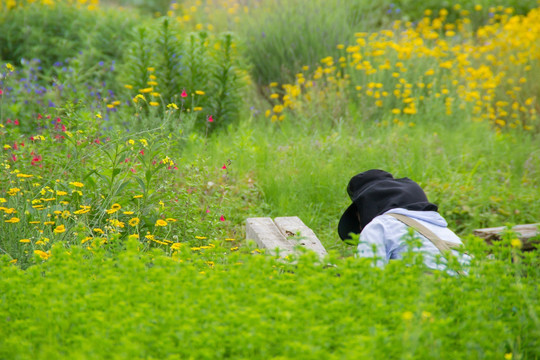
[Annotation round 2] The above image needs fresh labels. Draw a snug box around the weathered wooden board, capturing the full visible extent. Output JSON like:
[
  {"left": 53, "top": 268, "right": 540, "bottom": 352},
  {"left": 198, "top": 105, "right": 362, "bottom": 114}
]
[
  {"left": 274, "top": 216, "right": 328, "bottom": 258},
  {"left": 245, "top": 217, "right": 294, "bottom": 256},
  {"left": 245, "top": 216, "right": 327, "bottom": 258},
  {"left": 473, "top": 223, "right": 539, "bottom": 250}
]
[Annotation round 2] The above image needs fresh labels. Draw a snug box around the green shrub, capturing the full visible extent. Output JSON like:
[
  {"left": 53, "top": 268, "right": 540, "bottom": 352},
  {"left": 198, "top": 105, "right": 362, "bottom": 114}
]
[
  {"left": 0, "top": 1, "right": 138, "bottom": 70},
  {"left": 0, "top": 236, "right": 538, "bottom": 359},
  {"left": 117, "top": 17, "right": 249, "bottom": 132}
]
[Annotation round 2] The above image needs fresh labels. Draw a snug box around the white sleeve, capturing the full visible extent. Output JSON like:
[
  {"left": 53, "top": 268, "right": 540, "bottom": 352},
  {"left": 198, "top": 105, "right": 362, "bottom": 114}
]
[{"left": 357, "top": 220, "right": 388, "bottom": 267}]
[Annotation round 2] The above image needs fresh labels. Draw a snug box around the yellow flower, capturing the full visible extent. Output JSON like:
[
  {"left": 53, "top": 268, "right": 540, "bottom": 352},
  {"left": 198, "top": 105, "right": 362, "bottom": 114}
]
[
  {"left": 0, "top": 198, "right": 6, "bottom": 203},
  {"left": 155, "top": 219, "right": 168, "bottom": 227},
  {"left": 193, "top": 107, "right": 203, "bottom": 111},
  {"left": 106, "top": 203, "right": 122, "bottom": 214},
  {"left": 139, "top": 87, "right": 153, "bottom": 93},
  {"left": 510, "top": 238, "right": 522, "bottom": 249},
  {"left": 402, "top": 311, "right": 414, "bottom": 321},
  {"left": 149, "top": 101, "right": 160, "bottom": 107},
  {"left": 124, "top": 84, "right": 133, "bottom": 89},
  {"left": 34, "top": 250, "right": 50, "bottom": 260},
  {"left": 123, "top": 211, "right": 134, "bottom": 215},
  {"left": 81, "top": 237, "right": 92, "bottom": 244},
  {"left": 129, "top": 218, "right": 140, "bottom": 226},
  {"left": 195, "top": 90, "right": 205, "bottom": 95},
  {"left": 167, "top": 103, "right": 179, "bottom": 109},
  {"left": 171, "top": 243, "right": 182, "bottom": 250},
  {"left": 109, "top": 219, "right": 125, "bottom": 228},
  {"left": 69, "top": 182, "right": 84, "bottom": 188},
  {"left": 44, "top": 221, "right": 55, "bottom": 225},
  {"left": 54, "top": 225, "right": 66, "bottom": 234},
  {"left": 195, "top": 236, "right": 207, "bottom": 240},
  {"left": 19, "top": 239, "right": 31, "bottom": 243},
  {"left": 166, "top": 218, "right": 177, "bottom": 222},
  {"left": 133, "top": 195, "right": 143, "bottom": 199},
  {"left": 7, "top": 188, "right": 21, "bottom": 196},
  {"left": 5, "top": 217, "right": 20, "bottom": 223},
  {"left": 147, "top": 67, "right": 155, "bottom": 72},
  {"left": 93, "top": 228, "right": 104, "bottom": 234}
]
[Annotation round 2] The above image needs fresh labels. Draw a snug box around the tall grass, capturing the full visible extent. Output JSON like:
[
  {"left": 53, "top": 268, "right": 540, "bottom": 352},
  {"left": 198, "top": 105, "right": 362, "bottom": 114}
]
[{"left": 184, "top": 115, "right": 540, "bottom": 251}]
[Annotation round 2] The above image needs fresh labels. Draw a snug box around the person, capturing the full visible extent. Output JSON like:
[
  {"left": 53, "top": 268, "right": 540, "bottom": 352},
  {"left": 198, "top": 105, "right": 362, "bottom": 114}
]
[{"left": 338, "top": 169, "right": 469, "bottom": 272}]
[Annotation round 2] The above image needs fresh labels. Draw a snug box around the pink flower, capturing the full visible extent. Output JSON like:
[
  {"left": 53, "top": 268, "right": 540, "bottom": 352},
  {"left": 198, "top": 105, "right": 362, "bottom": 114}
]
[
  {"left": 0, "top": 89, "right": 3, "bottom": 95},
  {"left": 139, "top": 150, "right": 144, "bottom": 155},
  {"left": 181, "top": 90, "right": 187, "bottom": 98},
  {"left": 208, "top": 115, "right": 214, "bottom": 122},
  {"left": 37, "top": 114, "right": 43, "bottom": 119},
  {"left": 206, "top": 209, "right": 210, "bottom": 213},
  {"left": 219, "top": 215, "right": 225, "bottom": 221},
  {"left": 14, "top": 119, "right": 19, "bottom": 126},
  {"left": 130, "top": 168, "right": 136, "bottom": 173},
  {"left": 221, "top": 164, "right": 227, "bottom": 170}
]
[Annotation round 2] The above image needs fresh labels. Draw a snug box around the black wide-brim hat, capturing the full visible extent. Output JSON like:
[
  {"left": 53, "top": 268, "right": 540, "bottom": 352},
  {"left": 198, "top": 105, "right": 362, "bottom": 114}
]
[
  {"left": 338, "top": 203, "right": 360, "bottom": 241},
  {"left": 338, "top": 169, "right": 437, "bottom": 241}
]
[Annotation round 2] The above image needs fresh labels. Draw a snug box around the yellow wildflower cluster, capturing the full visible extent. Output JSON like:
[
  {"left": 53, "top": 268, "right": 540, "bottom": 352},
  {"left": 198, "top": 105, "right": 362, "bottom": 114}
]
[
  {"left": 269, "top": 6, "right": 539, "bottom": 131},
  {"left": 1, "top": 0, "right": 99, "bottom": 11}
]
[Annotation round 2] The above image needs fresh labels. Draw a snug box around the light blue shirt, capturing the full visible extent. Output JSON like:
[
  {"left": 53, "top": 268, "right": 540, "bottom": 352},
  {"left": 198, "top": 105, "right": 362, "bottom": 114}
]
[{"left": 357, "top": 208, "right": 470, "bottom": 272}]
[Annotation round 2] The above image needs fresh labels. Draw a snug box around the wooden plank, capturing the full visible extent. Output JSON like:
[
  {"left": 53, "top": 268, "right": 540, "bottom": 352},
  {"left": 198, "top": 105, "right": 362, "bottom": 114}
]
[
  {"left": 245, "top": 217, "right": 294, "bottom": 256},
  {"left": 274, "top": 216, "right": 328, "bottom": 258},
  {"left": 473, "top": 223, "right": 539, "bottom": 250}
]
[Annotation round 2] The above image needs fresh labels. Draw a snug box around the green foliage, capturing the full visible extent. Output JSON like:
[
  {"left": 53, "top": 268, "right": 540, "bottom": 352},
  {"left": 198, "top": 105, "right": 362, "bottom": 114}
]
[
  {"left": 117, "top": 18, "right": 249, "bottom": 132},
  {"left": 1, "top": 1, "right": 539, "bottom": 358},
  {"left": 237, "top": 0, "right": 393, "bottom": 86},
  {"left": 186, "top": 118, "right": 540, "bottom": 251},
  {"left": 0, "top": 237, "right": 538, "bottom": 359},
  {"left": 392, "top": 0, "right": 538, "bottom": 24},
  {"left": 0, "top": 1, "right": 138, "bottom": 69}
]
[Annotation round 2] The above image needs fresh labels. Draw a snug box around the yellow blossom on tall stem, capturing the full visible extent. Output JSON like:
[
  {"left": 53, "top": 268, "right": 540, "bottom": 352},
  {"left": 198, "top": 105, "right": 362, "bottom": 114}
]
[{"left": 155, "top": 219, "right": 168, "bottom": 227}]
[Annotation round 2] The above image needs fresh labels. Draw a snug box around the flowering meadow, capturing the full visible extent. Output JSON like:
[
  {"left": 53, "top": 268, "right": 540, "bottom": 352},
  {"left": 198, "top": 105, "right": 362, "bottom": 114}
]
[{"left": 1, "top": 0, "right": 539, "bottom": 358}]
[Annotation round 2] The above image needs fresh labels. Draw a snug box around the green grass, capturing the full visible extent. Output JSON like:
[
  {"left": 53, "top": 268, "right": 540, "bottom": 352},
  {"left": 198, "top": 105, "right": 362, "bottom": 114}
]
[
  {"left": 185, "top": 117, "right": 539, "bottom": 252},
  {"left": 1, "top": 1, "right": 539, "bottom": 358}
]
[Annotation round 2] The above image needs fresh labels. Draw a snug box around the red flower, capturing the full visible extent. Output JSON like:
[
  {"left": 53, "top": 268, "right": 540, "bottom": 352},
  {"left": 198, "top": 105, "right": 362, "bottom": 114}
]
[
  {"left": 31, "top": 155, "right": 42, "bottom": 166},
  {"left": 221, "top": 164, "right": 227, "bottom": 170},
  {"left": 181, "top": 90, "right": 187, "bottom": 98},
  {"left": 208, "top": 115, "right": 214, "bottom": 122},
  {"left": 219, "top": 215, "right": 225, "bottom": 221},
  {"left": 14, "top": 119, "right": 19, "bottom": 125},
  {"left": 0, "top": 89, "right": 3, "bottom": 95}
]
